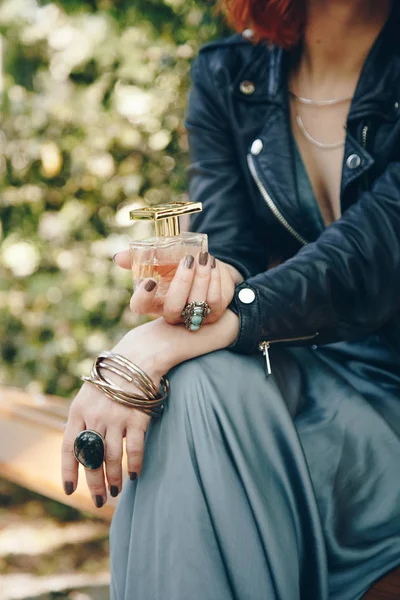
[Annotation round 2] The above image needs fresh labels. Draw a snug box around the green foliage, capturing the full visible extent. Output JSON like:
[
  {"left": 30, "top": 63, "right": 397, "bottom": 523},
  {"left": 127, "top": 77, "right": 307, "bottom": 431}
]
[{"left": 0, "top": 0, "right": 228, "bottom": 397}]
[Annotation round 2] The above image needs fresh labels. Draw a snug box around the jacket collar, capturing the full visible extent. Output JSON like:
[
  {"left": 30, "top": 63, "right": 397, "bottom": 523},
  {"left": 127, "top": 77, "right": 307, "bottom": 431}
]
[
  {"left": 231, "top": 4, "right": 400, "bottom": 244},
  {"left": 348, "top": 1, "right": 400, "bottom": 122},
  {"left": 232, "top": 1, "right": 400, "bottom": 120}
]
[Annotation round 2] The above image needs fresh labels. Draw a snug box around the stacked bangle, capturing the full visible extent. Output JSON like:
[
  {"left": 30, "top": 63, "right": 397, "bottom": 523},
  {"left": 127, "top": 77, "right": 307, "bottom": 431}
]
[{"left": 81, "top": 351, "right": 169, "bottom": 418}]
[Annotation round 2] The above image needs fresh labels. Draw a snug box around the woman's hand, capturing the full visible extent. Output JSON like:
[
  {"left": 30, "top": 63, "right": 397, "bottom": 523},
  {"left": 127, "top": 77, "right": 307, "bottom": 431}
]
[
  {"left": 62, "top": 311, "right": 240, "bottom": 507},
  {"left": 62, "top": 382, "right": 151, "bottom": 507},
  {"left": 61, "top": 319, "right": 170, "bottom": 507},
  {"left": 114, "top": 250, "right": 239, "bottom": 325}
]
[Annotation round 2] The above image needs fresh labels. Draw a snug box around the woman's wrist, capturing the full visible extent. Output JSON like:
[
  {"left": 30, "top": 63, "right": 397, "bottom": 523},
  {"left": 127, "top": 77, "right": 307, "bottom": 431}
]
[
  {"left": 111, "top": 319, "right": 171, "bottom": 383},
  {"left": 110, "top": 308, "right": 240, "bottom": 385},
  {"left": 168, "top": 308, "right": 240, "bottom": 366}
]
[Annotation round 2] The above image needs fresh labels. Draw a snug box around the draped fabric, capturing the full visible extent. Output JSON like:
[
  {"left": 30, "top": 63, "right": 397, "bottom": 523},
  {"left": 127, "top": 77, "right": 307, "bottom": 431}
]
[{"left": 109, "top": 141, "right": 400, "bottom": 600}]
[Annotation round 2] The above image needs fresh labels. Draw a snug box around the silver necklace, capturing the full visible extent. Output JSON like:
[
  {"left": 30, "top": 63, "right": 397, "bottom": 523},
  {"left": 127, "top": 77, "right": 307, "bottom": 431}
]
[
  {"left": 296, "top": 115, "right": 345, "bottom": 150},
  {"left": 289, "top": 91, "right": 353, "bottom": 106},
  {"left": 290, "top": 91, "right": 353, "bottom": 150}
]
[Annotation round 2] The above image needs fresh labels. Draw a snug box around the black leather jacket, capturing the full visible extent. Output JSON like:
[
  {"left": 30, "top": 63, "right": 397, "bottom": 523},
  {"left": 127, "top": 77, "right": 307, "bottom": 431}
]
[{"left": 186, "top": 6, "right": 400, "bottom": 363}]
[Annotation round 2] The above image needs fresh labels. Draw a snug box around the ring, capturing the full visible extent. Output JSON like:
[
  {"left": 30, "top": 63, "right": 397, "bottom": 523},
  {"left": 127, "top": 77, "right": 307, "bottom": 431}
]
[
  {"left": 181, "top": 301, "right": 210, "bottom": 331},
  {"left": 73, "top": 430, "right": 105, "bottom": 470}
]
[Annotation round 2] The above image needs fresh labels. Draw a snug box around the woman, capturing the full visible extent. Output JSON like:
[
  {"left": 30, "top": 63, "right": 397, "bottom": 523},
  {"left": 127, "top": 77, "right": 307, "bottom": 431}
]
[{"left": 62, "top": 0, "right": 400, "bottom": 598}]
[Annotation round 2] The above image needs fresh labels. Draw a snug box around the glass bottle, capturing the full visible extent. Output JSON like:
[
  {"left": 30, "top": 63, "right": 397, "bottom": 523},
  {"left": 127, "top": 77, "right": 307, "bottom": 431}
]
[{"left": 129, "top": 201, "right": 207, "bottom": 301}]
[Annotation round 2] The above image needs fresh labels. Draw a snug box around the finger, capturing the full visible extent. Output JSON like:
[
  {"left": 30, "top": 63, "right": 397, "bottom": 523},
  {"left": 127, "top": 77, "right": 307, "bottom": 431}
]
[
  {"left": 125, "top": 425, "right": 146, "bottom": 481},
  {"left": 206, "top": 258, "right": 223, "bottom": 322},
  {"left": 130, "top": 278, "right": 161, "bottom": 314},
  {"left": 61, "top": 414, "right": 85, "bottom": 497},
  {"left": 113, "top": 250, "right": 130, "bottom": 270},
  {"left": 188, "top": 251, "right": 211, "bottom": 304},
  {"left": 85, "top": 465, "right": 107, "bottom": 508},
  {"left": 104, "top": 427, "right": 123, "bottom": 498},
  {"left": 83, "top": 424, "right": 107, "bottom": 508},
  {"left": 220, "top": 261, "right": 236, "bottom": 306},
  {"left": 163, "top": 254, "right": 196, "bottom": 324}
]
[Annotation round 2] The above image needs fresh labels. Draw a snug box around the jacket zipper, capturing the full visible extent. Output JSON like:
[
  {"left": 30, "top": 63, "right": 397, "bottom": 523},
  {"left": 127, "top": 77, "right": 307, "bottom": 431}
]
[
  {"left": 259, "top": 334, "right": 319, "bottom": 377},
  {"left": 247, "top": 153, "right": 318, "bottom": 375},
  {"left": 247, "top": 154, "right": 309, "bottom": 246},
  {"left": 361, "top": 124, "right": 369, "bottom": 191},
  {"left": 251, "top": 127, "right": 370, "bottom": 376},
  {"left": 361, "top": 125, "right": 368, "bottom": 149}
]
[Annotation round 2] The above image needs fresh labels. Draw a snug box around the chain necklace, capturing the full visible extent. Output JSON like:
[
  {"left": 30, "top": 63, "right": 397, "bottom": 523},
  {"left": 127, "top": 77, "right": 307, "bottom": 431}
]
[
  {"left": 295, "top": 115, "right": 346, "bottom": 150},
  {"left": 289, "top": 91, "right": 353, "bottom": 106},
  {"left": 290, "top": 91, "right": 353, "bottom": 150}
]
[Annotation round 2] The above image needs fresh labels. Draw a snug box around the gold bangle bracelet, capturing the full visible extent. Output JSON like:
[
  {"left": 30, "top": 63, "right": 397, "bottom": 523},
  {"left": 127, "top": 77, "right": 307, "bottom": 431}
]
[
  {"left": 81, "top": 352, "right": 170, "bottom": 418},
  {"left": 82, "top": 378, "right": 166, "bottom": 417},
  {"left": 98, "top": 352, "right": 161, "bottom": 397}
]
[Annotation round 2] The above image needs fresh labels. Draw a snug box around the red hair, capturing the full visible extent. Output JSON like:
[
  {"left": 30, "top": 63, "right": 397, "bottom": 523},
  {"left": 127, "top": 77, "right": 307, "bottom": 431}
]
[{"left": 216, "top": 0, "right": 306, "bottom": 48}]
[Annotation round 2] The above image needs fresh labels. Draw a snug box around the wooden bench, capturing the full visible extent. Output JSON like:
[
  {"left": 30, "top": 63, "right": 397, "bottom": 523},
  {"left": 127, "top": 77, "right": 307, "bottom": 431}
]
[
  {"left": 0, "top": 385, "right": 399, "bottom": 598},
  {"left": 0, "top": 385, "right": 116, "bottom": 521}
]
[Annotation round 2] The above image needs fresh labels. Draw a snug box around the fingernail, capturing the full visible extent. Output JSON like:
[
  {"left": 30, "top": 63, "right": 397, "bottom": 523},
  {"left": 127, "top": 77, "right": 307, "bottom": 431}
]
[
  {"left": 112, "top": 253, "right": 119, "bottom": 262},
  {"left": 64, "top": 482, "right": 74, "bottom": 496},
  {"left": 211, "top": 256, "right": 216, "bottom": 269},
  {"left": 183, "top": 254, "right": 194, "bottom": 269},
  {"left": 199, "top": 251, "right": 209, "bottom": 266},
  {"left": 129, "top": 472, "right": 137, "bottom": 481},
  {"left": 144, "top": 279, "right": 157, "bottom": 292},
  {"left": 95, "top": 495, "right": 104, "bottom": 508},
  {"left": 110, "top": 486, "right": 119, "bottom": 498}
]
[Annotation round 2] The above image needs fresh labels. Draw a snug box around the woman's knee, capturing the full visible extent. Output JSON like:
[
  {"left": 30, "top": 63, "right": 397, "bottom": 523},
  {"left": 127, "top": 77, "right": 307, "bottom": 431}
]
[
  {"left": 165, "top": 348, "right": 303, "bottom": 422},
  {"left": 167, "top": 350, "right": 231, "bottom": 403},
  {"left": 166, "top": 349, "right": 266, "bottom": 418}
]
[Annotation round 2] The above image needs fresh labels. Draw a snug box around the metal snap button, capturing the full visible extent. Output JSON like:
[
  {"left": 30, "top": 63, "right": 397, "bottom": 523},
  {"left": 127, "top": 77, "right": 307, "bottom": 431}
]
[
  {"left": 242, "top": 29, "right": 254, "bottom": 39},
  {"left": 250, "top": 139, "right": 263, "bottom": 155},
  {"left": 346, "top": 153, "right": 361, "bottom": 169},
  {"left": 238, "top": 288, "right": 256, "bottom": 304},
  {"left": 395, "top": 101, "right": 399, "bottom": 110},
  {"left": 239, "top": 80, "right": 255, "bottom": 95}
]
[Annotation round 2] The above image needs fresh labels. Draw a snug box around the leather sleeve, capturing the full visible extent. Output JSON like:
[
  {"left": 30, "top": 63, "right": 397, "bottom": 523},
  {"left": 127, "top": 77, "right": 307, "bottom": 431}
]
[
  {"left": 229, "top": 162, "right": 400, "bottom": 352},
  {"left": 185, "top": 53, "right": 270, "bottom": 279}
]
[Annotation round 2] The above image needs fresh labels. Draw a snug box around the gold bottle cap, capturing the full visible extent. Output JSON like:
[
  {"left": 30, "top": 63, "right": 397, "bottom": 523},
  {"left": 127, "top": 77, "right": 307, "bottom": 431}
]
[{"left": 129, "top": 201, "right": 202, "bottom": 237}]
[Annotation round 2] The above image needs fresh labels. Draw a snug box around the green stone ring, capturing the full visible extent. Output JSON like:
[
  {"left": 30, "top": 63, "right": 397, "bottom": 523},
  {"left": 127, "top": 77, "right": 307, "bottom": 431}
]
[
  {"left": 181, "top": 300, "right": 210, "bottom": 332},
  {"left": 74, "top": 430, "right": 105, "bottom": 470}
]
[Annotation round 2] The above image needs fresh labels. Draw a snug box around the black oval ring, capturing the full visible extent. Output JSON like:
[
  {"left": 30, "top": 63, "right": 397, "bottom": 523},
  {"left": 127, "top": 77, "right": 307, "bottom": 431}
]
[{"left": 73, "top": 429, "right": 105, "bottom": 470}]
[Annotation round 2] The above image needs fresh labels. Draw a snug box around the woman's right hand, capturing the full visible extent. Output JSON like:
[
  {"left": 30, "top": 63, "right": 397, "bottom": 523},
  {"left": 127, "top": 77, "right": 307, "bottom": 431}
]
[
  {"left": 114, "top": 250, "right": 241, "bottom": 325},
  {"left": 62, "top": 381, "right": 151, "bottom": 507},
  {"left": 62, "top": 309, "right": 241, "bottom": 508},
  {"left": 61, "top": 320, "right": 170, "bottom": 507}
]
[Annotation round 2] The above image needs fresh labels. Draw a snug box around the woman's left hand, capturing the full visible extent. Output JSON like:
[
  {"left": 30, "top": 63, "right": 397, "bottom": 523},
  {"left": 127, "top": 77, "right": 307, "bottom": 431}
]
[{"left": 113, "top": 250, "right": 236, "bottom": 325}]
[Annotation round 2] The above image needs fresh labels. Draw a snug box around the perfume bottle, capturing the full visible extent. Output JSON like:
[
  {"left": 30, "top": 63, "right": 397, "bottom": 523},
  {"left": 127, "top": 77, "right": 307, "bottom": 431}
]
[{"left": 129, "top": 201, "right": 208, "bottom": 300}]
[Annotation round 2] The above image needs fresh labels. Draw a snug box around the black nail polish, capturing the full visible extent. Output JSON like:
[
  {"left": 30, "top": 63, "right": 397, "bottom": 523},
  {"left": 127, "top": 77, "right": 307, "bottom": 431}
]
[
  {"left": 64, "top": 481, "right": 74, "bottom": 496},
  {"left": 112, "top": 253, "right": 119, "bottom": 262},
  {"left": 110, "top": 486, "right": 119, "bottom": 498},
  {"left": 211, "top": 256, "right": 216, "bottom": 269},
  {"left": 144, "top": 279, "right": 157, "bottom": 292},
  {"left": 199, "top": 251, "right": 209, "bottom": 266},
  {"left": 95, "top": 495, "right": 104, "bottom": 508},
  {"left": 183, "top": 254, "right": 194, "bottom": 269},
  {"left": 129, "top": 472, "right": 137, "bottom": 481}
]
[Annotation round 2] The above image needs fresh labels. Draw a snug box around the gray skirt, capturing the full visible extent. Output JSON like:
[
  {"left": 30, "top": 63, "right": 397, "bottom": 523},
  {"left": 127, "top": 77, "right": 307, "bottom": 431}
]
[{"left": 110, "top": 335, "right": 400, "bottom": 600}]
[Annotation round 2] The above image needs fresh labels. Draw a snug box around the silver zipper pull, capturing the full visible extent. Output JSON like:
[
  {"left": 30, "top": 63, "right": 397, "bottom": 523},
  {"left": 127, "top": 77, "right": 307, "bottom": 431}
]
[{"left": 259, "top": 341, "right": 272, "bottom": 377}]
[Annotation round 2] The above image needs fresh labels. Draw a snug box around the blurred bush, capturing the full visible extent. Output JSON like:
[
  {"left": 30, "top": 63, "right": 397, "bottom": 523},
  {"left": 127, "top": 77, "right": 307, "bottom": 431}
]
[{"left": 0, "top": 0, "right": 228, "bottom": 398}]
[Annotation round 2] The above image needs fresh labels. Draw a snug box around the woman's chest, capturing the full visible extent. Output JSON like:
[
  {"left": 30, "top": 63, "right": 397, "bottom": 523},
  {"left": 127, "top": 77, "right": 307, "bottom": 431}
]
[
  {"left": 289, "top": 100, "right": 352, "bottom": 226},
  {"left": 235, "top": 97, "right": 400, "bottom": 252}
]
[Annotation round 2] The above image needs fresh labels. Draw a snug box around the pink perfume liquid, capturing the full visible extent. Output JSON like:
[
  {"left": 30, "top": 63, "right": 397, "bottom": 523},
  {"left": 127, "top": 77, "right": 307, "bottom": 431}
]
[
  {"left": 129, "top": 231, "right": 208, "bottom": 304},
  {"left": 131, "top": 261, "right": 181, "bottom": 299}
]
